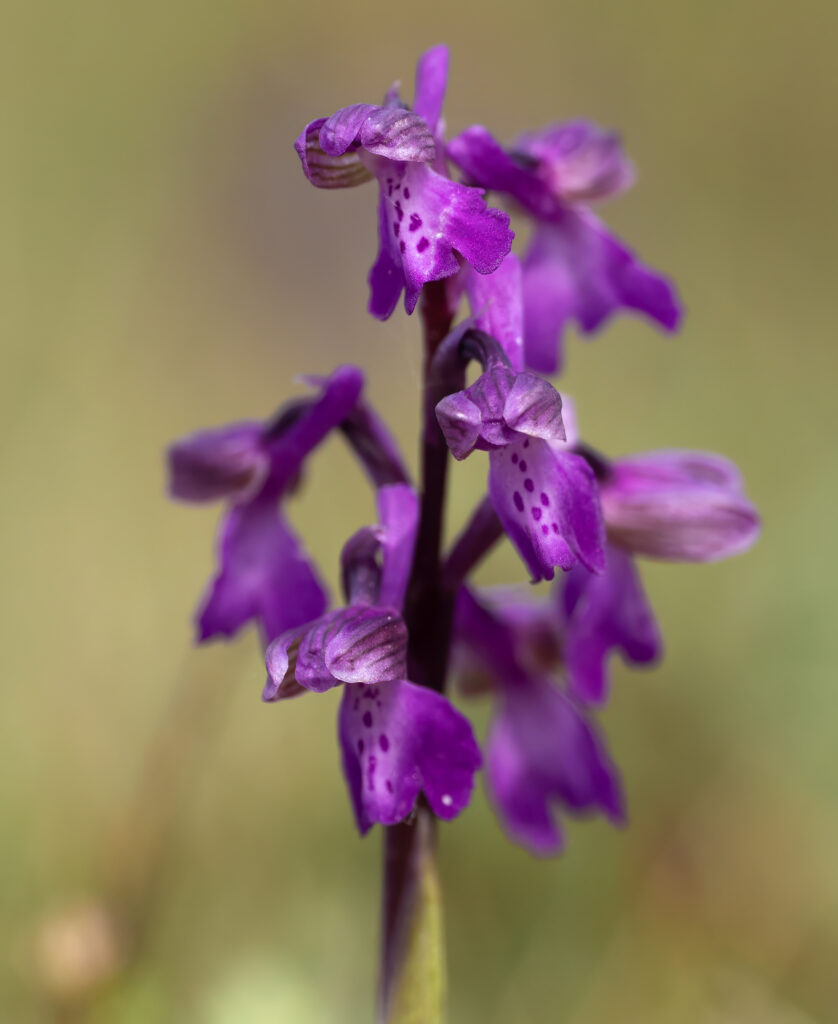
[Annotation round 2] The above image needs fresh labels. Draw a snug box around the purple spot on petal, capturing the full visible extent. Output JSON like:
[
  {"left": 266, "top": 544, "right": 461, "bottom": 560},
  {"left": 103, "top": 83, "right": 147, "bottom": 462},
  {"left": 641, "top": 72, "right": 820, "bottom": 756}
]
[
  {"left": 519, "top": 460, "right": 528, "bottom": 472},
  {"left": 379, "top": 734, "right": 390, "bottom": 752},
  {"left": 400, "top": 241, "right": 406, "bottom": 254},
  {"left": 524, "top": 478, "right": 534, "bottom": 492},
  {"left": 363, "top": 711, "right": 373, "bottom": 728},
  {"left": 511, "top": 453, "right": 519, "bottom": 464},
  {"left": 532, "top": 507, "right": 542, "bottom": 521},
  {"left": 513, "top": 492, "right": 524, "bottom": 512},
  {"left": 542, "top": 525, "right": 549, "bottom": 535},
  {"left": 394, "top": 201, "right": 404, "bottom": 221},
  {"left": 417, "top": 237, "right": 430, "bottom": 253},
  {"left": 357, "top": 739, "right": 364, "bottom": 754},
  {"left": 403, "top": 187, "right": 410, "bottom": 199},
  {"left": 552, "top": 522, "right": 559, "bottom": 533},
  {"left": 409, "top": 213, "right": 423, "bottom": 232},
  {"left": 523, "top": 439, "right": 530, "bottom": 448},
  {"left": 541, "top": 493, "right": 550, "bottom": 506},
  {"left": 386, "top": 780, "right": 393, "bottom": 793}
]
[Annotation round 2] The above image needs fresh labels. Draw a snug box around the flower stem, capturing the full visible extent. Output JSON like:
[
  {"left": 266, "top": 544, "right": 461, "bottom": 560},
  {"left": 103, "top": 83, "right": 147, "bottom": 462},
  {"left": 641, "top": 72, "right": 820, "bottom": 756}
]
[{"left": 378, "top": 280, "right": 456, "bottom": 1023}]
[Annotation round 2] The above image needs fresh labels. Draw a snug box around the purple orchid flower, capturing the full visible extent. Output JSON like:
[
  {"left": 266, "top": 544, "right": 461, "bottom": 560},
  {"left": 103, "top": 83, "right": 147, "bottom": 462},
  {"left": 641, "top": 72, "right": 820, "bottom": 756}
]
[
  {"left": 561, "top": 444, "right": 760, "bottom": 704},
  {"left": 167, "top": 367, "right": 363, "bottom": 644},
  {"left": 454, "top": 588, "right": 624, "bottom": 856},
  {"left": 264, "top": 484, "right": 482, "bottom": 834},
  {"left": 434, "top": 328, "right": 605, "bottom": 581},
  {"left": 448, "top": 120, "right": 682, "bottom": 374},
  {"left": 295, "top": 45, "right": 514, "bottom": 319}
]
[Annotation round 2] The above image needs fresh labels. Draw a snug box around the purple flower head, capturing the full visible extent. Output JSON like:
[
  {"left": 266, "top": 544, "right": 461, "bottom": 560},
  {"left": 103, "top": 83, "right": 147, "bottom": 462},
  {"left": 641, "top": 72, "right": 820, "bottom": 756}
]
[
  {"left": 434, "top": 328, "right": 604, "bottom": 581},
  {"left": 264, "top": 484, "right": 482, "bottom": 834},
  {"left": 455, "top": 589, "right": 624, "bottom": 856},
  {"left": 600, "top": 450, "right": 761, "bottom": 562},
  {"left": 295, "top": 46, "right": 514, "bottom": 319},
  {"left": 167, "top": 367, "right": 363, "bottom": 644},
  {"left": 448, "top": 122, "right": 682, "bottom": 374}
]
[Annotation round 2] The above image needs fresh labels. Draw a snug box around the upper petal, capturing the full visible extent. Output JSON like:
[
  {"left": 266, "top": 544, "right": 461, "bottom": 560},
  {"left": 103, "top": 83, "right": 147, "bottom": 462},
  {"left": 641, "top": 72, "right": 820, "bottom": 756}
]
[
  {"left": 167, "top": 422, "right": 267, "bottom": 503},
  {"left": 465, "top": 253, "right": 525, "bottom": 371},
  {"left": 377, "top": 484, "right": 420, "bottom": 610},
  {"left": 294, "top": 117, "right": 375, "bottom": 189},
  {"left": 601, "top": 450, "right": 760, "bottom": 562},
  {"left": 412, "top": 45, "right": 448, "bottom": 136}
]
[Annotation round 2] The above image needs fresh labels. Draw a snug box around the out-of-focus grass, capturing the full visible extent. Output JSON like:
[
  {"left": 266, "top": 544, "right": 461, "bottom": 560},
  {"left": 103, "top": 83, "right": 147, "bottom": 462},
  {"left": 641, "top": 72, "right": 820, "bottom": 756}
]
[{"left": 5, "top": 0, "right": 838, "bottom": 1020}]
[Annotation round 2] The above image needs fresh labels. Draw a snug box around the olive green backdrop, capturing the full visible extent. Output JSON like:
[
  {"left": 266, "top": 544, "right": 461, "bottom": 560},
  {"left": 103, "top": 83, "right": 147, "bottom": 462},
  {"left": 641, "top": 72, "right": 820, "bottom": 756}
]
[{"left": 5, "top": 0, "right": 837, "bottom": 1020}]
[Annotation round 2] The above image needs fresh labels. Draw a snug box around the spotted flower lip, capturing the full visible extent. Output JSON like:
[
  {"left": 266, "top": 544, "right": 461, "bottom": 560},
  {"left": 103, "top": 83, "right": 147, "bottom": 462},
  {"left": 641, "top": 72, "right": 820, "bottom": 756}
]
[
  {"left": 447, "top": 123, "right": 682, "bottom": 375},
  {"left": 599, "top": 450, "right": 761, "bottom": 562},
  {"left": 264, "top": 484, "right": 482, "bottom": 834},
  {"left": 455, "top": 588, "right": 624, "bottom": 856},
  {"left": 294, "top": 46, "right": 514, "bottom": 320},
  {"left": 434, "top": 330, "right": 604, "bottom": 580},
  {"left": 167, "top": 367, "right": 363, "bottom": 644}
]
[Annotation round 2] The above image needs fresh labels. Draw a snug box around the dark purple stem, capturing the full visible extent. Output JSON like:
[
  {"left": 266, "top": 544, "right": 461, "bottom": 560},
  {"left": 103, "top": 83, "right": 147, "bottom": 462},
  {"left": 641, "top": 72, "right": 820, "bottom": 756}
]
[{"left": 378, "top": 280, "right": 455, "bottom": 1020}]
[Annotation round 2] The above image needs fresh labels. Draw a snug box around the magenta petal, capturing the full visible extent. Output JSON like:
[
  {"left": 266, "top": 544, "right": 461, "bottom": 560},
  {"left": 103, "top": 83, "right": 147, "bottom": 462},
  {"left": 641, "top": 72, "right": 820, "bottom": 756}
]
[
  {"left": 522, "top": 214, "right": 682, "bottom": 373},
  {"left": 561, "top": 545, "right": 661, "bottom": 705},
  {"left": 299, "top": 607, "right": 409, "bottom": 692},
  {"left": 167, "top": 422, "right": 266, "bottom": 503},
  {"left": 376, "top": 484, "right": 419, "bottom": 610},
  {"left": 601, "top": 450, "right": 760, "bottom": 562},
  {"left": 489, "top": 440, "right": 605, "bottom": 581},
  {"left": 487, "top": 677, "right": 624, "bottom": 856},
  {"left": 503, "top": 373, "right": 566, "bottom": 444},
  {"left": 515, "top": 120, "right": 635, "bottom": 203},
  {"left": 466, "top": 253, "right": 525, "bottom": 370},
  {"left": 339, "top": 680, "right": 482, "bottom": 834},
  {"left": 412, "top": 45, "right": 448, "bottom": 135},
  {"left": 197, "top": 501, "right": 327, "bottom": 645},
  {"left": 294, "top": 117, "right": 374, "bottom": 189},
  {"left": 435, "top": 391, "right": 484, "bottom": 460}
]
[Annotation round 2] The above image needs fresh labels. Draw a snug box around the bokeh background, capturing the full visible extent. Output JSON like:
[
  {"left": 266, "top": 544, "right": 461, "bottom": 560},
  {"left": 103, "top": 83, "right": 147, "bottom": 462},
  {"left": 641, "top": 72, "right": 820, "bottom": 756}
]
[{"left": 6, "top": 1, "right": 838, "bottom": 1020}]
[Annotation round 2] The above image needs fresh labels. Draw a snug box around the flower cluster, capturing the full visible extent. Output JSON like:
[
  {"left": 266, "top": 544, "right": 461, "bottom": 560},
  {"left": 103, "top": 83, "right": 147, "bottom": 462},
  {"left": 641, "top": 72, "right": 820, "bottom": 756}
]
[{"left": 167, "top": 46, "right": 759, "bottom": 856}]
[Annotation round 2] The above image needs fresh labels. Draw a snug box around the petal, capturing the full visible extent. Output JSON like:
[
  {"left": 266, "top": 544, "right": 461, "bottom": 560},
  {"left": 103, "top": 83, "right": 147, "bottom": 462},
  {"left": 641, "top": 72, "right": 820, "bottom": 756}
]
[
  {"left": 320, "top": 104, "right": 436, "bottom": 163},
  {"left": 502, "top": 373, "right": 566, "bottom": 444},
  {"left": 377, "top": 484, "right": 420, "bottom": 610},
  {"left": 197, "top": 501, "right": 327, "bottom": 645},
  {"left": 412, "top": 45, "right": 448, "bottom": 135},
  {"left": 561, "top": 545, "right": 661, "bottom": 705},
  {"left": 515, "top": 120, "right": 635, "bottom": 203},
  {"left": 602, "top": 451, "right": 760, "bottom": 562},
  {"left": 448, "top": 125, "right": 559, "bottom": 220},
  {"left": 465, "top": 253, "right": 525, "bottom": 371},
  {"left": 489, "top": 440, "right": 605, "bottom": 582},
  {"left": 368, "top": 190, "right": 406, "bottom": 320},
  {"left": 376, "top": 163, "right": 513, "bottom": 315},
  {"left": 167, "top": 422, "right": 266, "bottom": 503},
  {"left": 339, "top": 680, "right": 482, "bottom": 834},
  {"left": 299, "top": 606, "right": 408, "bottom": 692},
  {"left": 294, "top": 117, "right": 374, "bottom": 189},
  {"left": 435, "top": 391, "right": 484, "bottom": 460},
  {"left": 486, "top": 677, "right": 624, "bottom": 856},
  {"left": 522, "top": 215, "right": 682, "bottom": 373}
]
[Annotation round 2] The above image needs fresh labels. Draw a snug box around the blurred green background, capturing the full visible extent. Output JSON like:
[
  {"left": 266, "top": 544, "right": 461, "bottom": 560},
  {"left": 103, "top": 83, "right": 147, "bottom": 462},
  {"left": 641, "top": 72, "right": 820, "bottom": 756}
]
[{"left": 5, "top": 0, "right": 838, "bottom": 1020}]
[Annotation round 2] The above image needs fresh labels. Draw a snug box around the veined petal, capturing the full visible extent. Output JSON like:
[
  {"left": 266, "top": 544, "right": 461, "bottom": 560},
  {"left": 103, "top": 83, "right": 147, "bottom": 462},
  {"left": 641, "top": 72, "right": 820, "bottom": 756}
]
[
  {"left": 435, "top": 391, "right": 484, "bottom": 460},
  {"left": 561, "top": 545, "right": 661, "bottom": 705},
  {"left": 489, "top": 440, "right": 605, "bottom": 582},
  {"left": 487, "top": 677, "right": 624, "bottom": 856},
  {"left": 503, "top": 373, "right": 566, "bottom": 443},
  {"left": 167, "top": 422, "right": 266, "bottom": 503},
  {"left": 197, "top": 501, "right": 327, "bottom": 645},
  {"left": 602, "top": 450, "right": 760, "bottom": 562},
  {"left": 294, "top": 117, "right": 374, "bottom": 189},
  {"left": 515, "top": 120, "right": 635, "bottom": 203},
  {"left": 267, "top": 606, "right": 408, "bottom": 695},
  {"left": 339, "top": 680, "right": 482, "bottom": 834}
]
